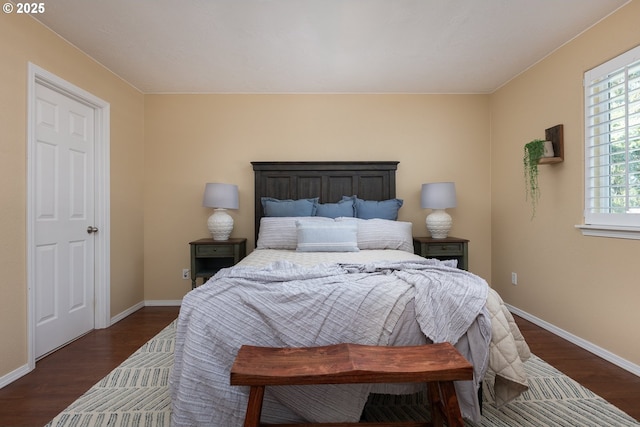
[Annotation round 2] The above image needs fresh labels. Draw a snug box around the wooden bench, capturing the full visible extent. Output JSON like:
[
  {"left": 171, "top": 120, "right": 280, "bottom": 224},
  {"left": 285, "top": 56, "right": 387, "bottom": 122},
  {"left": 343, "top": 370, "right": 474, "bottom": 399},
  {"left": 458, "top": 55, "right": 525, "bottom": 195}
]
[{"left": 230, "top": 342, "right": 473, "bottom": 427}]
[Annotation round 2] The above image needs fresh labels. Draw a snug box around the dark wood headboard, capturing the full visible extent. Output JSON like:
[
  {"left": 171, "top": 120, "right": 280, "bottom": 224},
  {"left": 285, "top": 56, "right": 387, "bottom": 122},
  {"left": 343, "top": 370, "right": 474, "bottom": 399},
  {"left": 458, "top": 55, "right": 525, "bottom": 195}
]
[{"left": 251, "top": 161, "right": 399, "bottom": 244}]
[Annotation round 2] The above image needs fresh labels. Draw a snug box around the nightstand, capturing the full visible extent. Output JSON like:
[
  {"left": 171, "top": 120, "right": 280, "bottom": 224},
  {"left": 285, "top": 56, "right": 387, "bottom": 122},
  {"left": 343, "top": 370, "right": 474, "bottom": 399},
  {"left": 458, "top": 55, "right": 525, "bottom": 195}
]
[
  {"left": 189, "top": 238, "right": 247, "bottom": 289},
  {"left": 413, "top": 236, "right": 469, "bottom": 271}
]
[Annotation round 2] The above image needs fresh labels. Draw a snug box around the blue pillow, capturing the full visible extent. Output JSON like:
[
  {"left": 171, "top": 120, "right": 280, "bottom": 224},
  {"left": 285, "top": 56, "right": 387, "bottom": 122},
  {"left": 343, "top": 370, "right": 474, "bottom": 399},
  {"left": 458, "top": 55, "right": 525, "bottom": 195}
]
[
  {"left": 315, "top": 198, "right": 355, "bottom": 218},
  {"left": 343, "top": 196, "right": 403, "bottom": 220},
  {"left": 261, "top": 197, "right": 318, "bottom": 217},
  {"left": 295, "top": 220, "right": 359, "bottom": 252}
]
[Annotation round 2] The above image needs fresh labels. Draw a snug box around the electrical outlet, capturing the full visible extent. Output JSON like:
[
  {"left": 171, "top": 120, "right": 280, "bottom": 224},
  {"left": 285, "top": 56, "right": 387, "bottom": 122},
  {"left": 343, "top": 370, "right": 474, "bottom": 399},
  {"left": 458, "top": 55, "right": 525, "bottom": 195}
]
[
  {"left": 182, "top": 268, "right": 190, "bottom": 280},
  {"left": 511, "top": 272, "right": 518, "bottom": 285}
]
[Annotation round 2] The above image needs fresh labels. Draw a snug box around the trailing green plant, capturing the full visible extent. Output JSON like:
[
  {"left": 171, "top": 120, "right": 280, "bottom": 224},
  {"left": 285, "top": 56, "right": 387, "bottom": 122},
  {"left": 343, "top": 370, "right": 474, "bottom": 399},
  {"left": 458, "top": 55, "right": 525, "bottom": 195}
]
[{"left": 523, "top": 139, "right": 545, "bottom": 218}]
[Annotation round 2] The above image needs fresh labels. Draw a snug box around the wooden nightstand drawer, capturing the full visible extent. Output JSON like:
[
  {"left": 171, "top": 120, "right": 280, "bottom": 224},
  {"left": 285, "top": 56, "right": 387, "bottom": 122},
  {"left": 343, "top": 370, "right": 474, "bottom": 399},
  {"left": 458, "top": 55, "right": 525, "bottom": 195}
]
[
  {"left": 424, "top": 243, "right": 463, "bottom": 256},
  {"left": 196, "top": 245, "right": 234, "bottom": 257},
  {"left": 413, "top": 236, "right": 469, "bottom": 271}
]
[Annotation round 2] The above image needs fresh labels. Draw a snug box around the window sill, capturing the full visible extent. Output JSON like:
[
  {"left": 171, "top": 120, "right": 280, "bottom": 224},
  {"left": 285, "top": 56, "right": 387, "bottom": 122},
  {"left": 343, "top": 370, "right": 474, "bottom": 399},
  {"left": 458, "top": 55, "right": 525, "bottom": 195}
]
[{"left": 576, "top": 224, "right": 640, "bottom": 240}]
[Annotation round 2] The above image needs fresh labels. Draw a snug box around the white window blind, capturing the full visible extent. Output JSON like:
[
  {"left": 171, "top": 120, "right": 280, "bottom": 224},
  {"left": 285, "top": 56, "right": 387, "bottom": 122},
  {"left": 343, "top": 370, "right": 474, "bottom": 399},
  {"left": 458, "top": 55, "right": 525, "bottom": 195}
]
[{"left": 584, "top": 45, "right": 640, "bottom": 227}]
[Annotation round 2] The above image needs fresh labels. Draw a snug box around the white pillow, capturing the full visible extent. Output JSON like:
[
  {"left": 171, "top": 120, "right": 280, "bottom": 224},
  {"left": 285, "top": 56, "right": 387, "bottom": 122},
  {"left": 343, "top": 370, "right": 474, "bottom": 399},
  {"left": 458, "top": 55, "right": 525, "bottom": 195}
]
[
  {"left": 336, "top": 217, "right": 413, "bottom": 253},
  {"left": 295, "top": 220, "right": 359, "bottom": 252},
  {"left": 256, "top": 217, "right": 333, "bottom": 250}
]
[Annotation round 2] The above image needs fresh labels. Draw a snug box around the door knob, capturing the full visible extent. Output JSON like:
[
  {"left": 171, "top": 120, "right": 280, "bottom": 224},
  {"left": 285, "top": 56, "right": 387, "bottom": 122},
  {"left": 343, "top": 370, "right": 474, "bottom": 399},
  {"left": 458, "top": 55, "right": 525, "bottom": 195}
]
[{"left": 87, "top": 226, "right": 99, "bottom": 234}]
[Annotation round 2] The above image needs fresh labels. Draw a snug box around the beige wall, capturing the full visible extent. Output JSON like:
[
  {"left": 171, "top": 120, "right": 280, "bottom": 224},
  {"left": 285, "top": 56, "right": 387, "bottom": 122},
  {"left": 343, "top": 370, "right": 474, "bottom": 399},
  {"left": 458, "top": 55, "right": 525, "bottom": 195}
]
[
  {"left": 490, "top": 0, "right": 640, "bottom": 365},
  {"left": 143, "top": 94, "right": 492, "bottom": 300},
  {"left": 0, "top": 13, "right": 145, "bottom": 377}
]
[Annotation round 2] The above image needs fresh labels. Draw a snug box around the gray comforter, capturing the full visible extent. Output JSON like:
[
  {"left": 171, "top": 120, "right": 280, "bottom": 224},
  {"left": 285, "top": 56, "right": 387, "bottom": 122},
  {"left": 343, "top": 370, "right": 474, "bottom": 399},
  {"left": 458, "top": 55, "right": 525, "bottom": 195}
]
[{"left": 170, "top": 259, "right": 491, "bottom": 426}]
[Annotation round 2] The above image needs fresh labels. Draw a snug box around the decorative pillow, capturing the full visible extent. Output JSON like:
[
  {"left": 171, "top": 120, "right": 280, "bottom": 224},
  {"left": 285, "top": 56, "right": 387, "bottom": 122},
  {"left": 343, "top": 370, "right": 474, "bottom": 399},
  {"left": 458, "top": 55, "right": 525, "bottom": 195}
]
[
  {"left": 295, "top": 220, "right": 359, "bottom": 252},
  {"left": 336, "top": 217, "right": 413, "bottom": 252},
  {"left": 257, "top": 217, "right": 332, "bottom": 249},
  {"left": 343, "top": 196, "right": 403, "bottom": 220},
  {"left": 315, "top": 198, "right": 355, "bottom": 218},
  {"left": 261, "top": 197, "right": 318, "bottom": 217}
]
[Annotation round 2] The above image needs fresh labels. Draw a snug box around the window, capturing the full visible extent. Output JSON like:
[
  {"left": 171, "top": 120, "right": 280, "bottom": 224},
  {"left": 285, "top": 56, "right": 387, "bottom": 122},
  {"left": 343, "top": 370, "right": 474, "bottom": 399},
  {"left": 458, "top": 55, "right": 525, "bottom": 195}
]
[{"left": 584, "top": 45, "right": 640, "bottom": 232}]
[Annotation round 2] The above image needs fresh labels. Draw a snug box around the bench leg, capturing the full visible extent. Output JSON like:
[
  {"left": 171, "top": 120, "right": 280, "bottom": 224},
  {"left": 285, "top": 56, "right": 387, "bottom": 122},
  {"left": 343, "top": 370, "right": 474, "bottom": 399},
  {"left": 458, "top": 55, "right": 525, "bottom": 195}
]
[
  {"left": 427, "top": 381, "right": 464, "bottom": 427},
  {"left": 244, "top": 385, "right": 265, "bottom": 427}
]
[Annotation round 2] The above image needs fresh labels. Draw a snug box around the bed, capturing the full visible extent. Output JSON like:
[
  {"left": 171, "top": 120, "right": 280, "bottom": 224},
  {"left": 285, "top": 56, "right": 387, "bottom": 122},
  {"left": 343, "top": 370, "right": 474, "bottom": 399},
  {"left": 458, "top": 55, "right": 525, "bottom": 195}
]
[{"left": 170, "top": 161, "right": 530, "bottom": 426}]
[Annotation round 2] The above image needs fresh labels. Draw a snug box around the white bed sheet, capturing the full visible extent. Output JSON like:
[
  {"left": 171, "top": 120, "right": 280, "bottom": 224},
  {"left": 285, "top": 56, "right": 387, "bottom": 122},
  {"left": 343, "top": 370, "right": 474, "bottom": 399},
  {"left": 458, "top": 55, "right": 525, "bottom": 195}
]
[{"left": 237, "top": 248, "right": 440, "bottom": 268}]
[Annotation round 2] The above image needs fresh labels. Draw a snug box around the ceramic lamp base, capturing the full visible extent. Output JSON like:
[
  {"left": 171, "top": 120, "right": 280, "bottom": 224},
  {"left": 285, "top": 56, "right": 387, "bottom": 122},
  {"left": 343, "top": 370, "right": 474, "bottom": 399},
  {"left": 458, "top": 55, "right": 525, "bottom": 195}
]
[
  {"left": 426, "top": 209, "right": 452, "bottom": 239},
  {"left": 207, "top": 208, "right": 234, "bottom": 241}
]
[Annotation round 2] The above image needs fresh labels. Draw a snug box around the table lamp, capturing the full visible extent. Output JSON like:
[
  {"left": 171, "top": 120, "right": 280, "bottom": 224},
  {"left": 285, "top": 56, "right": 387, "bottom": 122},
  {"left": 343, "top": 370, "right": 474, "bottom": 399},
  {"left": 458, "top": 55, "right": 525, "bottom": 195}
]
[
  {"left": 202, "top": 183, "right": 239, "bottom": 240},
  {"left": 421, "top": 182, "right": 457, "bottom": 239}
]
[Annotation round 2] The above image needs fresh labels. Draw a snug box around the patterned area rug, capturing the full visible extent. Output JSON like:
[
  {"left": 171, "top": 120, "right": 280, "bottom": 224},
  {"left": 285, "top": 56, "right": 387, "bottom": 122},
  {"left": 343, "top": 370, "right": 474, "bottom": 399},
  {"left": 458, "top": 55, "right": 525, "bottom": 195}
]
[{"left": 45, "top": 321, "right": 639, "bottom": 427}]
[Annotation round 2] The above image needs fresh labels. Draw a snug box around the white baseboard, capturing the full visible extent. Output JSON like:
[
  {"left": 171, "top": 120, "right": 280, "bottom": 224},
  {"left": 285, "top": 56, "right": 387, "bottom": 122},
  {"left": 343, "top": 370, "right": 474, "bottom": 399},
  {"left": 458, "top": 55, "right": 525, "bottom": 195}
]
[
  {"left": 110, "top": 301, "right": 145, "bottom": 325},
  {"left": 0, "top": 363, "right": 31, "bottom": 390},
  {"left": 507, "top": 304, "right": 640, "bottom": 377},
  {"left": 110, "top": 300, "right": 181, "bottom": 325},
  {"left": 145, "top": 300, "right": 182, "bottom": 306}
]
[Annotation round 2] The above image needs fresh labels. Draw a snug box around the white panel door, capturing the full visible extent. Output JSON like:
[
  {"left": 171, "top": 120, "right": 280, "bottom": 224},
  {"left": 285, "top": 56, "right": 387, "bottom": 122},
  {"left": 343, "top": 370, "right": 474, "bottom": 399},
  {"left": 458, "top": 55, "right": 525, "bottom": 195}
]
[{"left": 34, "top": 82, "right": 95, "bottom": 358}]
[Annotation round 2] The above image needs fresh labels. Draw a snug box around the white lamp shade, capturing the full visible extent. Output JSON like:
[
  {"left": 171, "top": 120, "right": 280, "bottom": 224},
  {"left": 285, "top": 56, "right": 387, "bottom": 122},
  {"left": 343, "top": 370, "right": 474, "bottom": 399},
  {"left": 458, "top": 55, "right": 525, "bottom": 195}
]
[
  {"left": 202, "top": 183, "right": 239, "bottom": 209},
  {"left": 421, "top": 182, "right": 457, "bottom": 209}
]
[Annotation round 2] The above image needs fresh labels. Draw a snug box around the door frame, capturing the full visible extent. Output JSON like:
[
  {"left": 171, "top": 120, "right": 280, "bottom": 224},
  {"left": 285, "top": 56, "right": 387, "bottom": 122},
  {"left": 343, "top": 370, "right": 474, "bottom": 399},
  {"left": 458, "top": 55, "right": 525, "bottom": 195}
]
[{"left": 26, "top": 63, "right": 111, "bottom": 368}]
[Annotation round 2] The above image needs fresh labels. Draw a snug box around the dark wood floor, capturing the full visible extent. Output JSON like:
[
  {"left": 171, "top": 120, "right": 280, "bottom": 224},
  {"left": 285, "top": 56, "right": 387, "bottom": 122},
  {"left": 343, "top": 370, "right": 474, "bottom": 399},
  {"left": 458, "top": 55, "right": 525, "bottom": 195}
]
[
  {"left": 514, "top": 315, "right": 640, "bottom": 422},
  {"left": 0, "top": 307, "right": 179, "bottom": 427},
  {"left": 0, "top": 307, "right": 638, "bottom": 426}
]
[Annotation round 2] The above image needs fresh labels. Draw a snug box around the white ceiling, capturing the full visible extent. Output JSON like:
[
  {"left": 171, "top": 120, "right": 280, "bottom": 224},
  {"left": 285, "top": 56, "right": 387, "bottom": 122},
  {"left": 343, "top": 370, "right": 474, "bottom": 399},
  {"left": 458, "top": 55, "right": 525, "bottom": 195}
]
[{"left": 32, "top": 0, "right": 629, "bottom": 94}]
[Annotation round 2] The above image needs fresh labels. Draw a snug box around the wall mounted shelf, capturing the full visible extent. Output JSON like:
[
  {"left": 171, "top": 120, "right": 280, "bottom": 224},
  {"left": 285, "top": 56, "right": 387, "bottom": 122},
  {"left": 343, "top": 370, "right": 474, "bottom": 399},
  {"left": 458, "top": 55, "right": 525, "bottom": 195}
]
[{"left": 538, "top": 124, "right": 564, "bottom": 164}]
